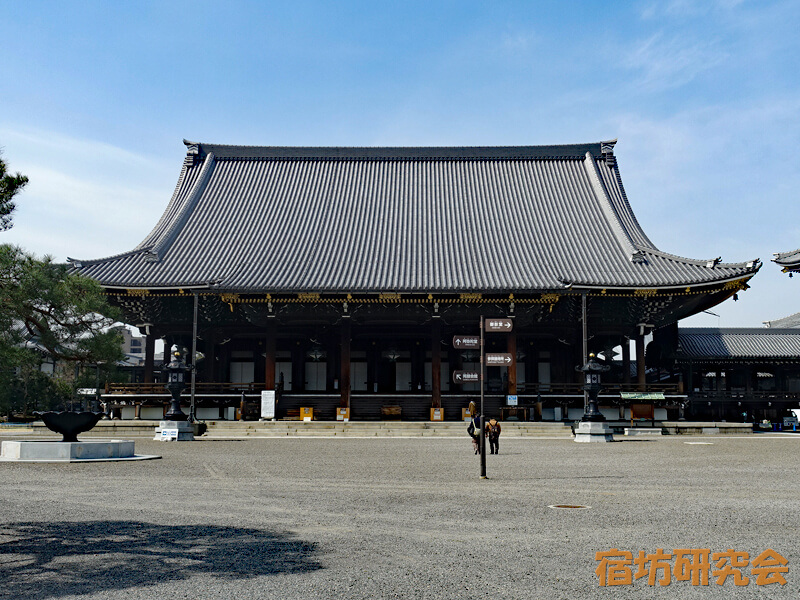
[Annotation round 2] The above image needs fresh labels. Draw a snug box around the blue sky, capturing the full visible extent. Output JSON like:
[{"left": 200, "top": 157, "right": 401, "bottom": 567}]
[{"left": 1, "top": 0, "right": 798, "bottom": 327}]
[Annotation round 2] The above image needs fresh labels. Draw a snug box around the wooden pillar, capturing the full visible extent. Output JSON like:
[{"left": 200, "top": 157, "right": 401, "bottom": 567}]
[
  {"left": 264, "top": 320, "right": 276, "bottom": 390},
  {"left": 340, "top": 317, "right": 351, "bottom": 408},
  {"left": 144, "top": 334, "right": 155, "bottom": 383},
  {"left": 206, "top": 332, "right": 217, "bottom": 383},
  {"left": 745, "top": 364, "right": 753, "bottom": 393},
  {"left": 431, "top": 317, "right": 441, "bottom": 408},
  {"left": 367, "top": 342, "right": 377, "bottom": 393},
  {"left": 636, "top": 334, "right": 646, "bottom": 391},
  {"left": 507, "top": 325, "right": 517, "bottom": 395},
  {"left": 622, "top": 339, "right": 631, "bottom": 385},
  {"left": 292, "top": 344, "right": 304, "bottom": 392}
]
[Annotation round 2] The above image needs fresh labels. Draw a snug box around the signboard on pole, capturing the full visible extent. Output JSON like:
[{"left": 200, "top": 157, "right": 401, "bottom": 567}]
[
  {"left": 261, "top": 390, "right": 276, "bottom": 420},
  {"left": 485, "top": 318, "right": 513, "bottom": 332},
  {"left": 452, "top": 335, "right": 480, "bottom": 349},
  {"left": 485, "top": 353, "right": 513, "bottom": 366},
  {"left": 452, "top": 370, "right": 480, "bottom": 384}
]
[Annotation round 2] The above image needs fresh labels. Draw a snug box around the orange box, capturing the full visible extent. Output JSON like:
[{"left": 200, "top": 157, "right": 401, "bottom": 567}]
[
  {"left": 300, "top": 407, "right": 313, "bottom": 421},
  {"left": 336, "top": 407, "right": 350, "bottom": 421},
  {"left": 430, "top": 407, "right": 444, "bottom": 421}
]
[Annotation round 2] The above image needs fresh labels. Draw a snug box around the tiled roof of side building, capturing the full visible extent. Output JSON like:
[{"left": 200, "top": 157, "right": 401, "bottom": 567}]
[
  {"left": 70, "top": 140, "right": 761, "bottom": 293},
  {"left": 678, "top": 328, "right": 800, "bottom": 360},
  {"left": 773, "top": 249, "right": 800, "bottom": 271},
  {"left": 764, "top": 312, "right": 800, "bottom": 329}
]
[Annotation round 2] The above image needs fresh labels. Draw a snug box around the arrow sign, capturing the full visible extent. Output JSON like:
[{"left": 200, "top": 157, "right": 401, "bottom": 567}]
[
  {"left": 452, "top": 370, "right": 480, "bottom": 384},
  {"left": 452, "top": 335, "right": 480, "bottom": 349},
  {"left": 485, "top": 353, "right": 514, "bottom": 366},
  {"left": 485, "top": 318, "right": 513, "bottom": 332}
]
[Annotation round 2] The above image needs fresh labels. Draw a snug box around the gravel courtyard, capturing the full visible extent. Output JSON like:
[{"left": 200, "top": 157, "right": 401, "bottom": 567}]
[{"left": 1, "top": 434, "right": 798, "bottom": 599}]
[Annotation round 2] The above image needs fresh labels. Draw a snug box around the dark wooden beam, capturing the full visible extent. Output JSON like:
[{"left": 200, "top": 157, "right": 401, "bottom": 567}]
[
  {"left": 264, "top": 319, "right": 276, "bottom": 390},
  {"left": 636, "top": 334, "right": 646, "bottom": 390},
  {"left": 144, "top": 333, "right": 155, "bottom": 383},
  {"left": 622, "top": 339, "right": 631, "bottom": 385},
  {"left": 431, "top": 317, "right": 441, "bottom": 408},
  {"left": 340, "top": 317, "right": 351, "bottom": 408},
  {"left": 507, "top": 323, "right": 517, "bottom": 395}
]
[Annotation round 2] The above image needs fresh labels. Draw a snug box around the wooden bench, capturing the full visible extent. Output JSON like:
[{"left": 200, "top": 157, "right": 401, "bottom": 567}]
[{"left": 381, "top": 405, "right": 402, "bottom": 419}]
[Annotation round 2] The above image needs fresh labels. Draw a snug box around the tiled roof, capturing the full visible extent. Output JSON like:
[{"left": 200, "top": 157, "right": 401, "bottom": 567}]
[
  {"left": 71, "top": 140, "right": 760, "bottom": 293},
  {"left": 678, "top": 328, "right": 800, "bottom": 360},
  {"left": 774, "top": 249, "right": 800, "bottom": 272},
  {"left": 764, "top": 312, "right": 800, "bottom": 328}
]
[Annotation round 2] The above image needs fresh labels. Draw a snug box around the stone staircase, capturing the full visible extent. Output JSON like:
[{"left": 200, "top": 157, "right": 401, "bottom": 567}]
[
  {"left": 201, "top": 420, "right": 574, "bottom": 438},
  {"left": 15, "top": 419, "right": 574, "bottom": 439}
]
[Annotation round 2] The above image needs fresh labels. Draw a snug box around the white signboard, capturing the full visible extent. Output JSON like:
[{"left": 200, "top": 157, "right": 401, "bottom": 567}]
[
  {"left": 261, "top": 390, "right": 276, "bottom": 420},
  {"left": 76, "top": 388, "right": 97, "bottom": 395},
  {"left": 507, "top": 395, "right": 518, "bottom": 406}
]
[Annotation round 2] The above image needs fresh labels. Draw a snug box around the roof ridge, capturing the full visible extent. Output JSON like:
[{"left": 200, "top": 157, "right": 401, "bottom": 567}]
[
  {"left": 185, "top": 140, "right": 617, "bottom": 161},
  {"left": 145, "top": 152, "right": 216, "bottom": 262},
  {"left": 582, "top": 152, "right": 644, "bottom": 263},
  {"left": 642, "top": 248, "right": 761, "bottom": 271},
  {"left": 68, "top": 247, "right": 152, "bottom": 268}
]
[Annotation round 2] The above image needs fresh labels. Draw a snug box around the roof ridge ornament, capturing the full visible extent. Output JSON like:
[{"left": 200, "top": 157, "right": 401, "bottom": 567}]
[
  {"left": 600, "top": 139, "right": 617, "bottom": 167},
  {"left": 630, "top": 249, "right": 647, "bottom": 264},
  {"left": 184, "top": 140, "right": 201, "bottom": 167}
]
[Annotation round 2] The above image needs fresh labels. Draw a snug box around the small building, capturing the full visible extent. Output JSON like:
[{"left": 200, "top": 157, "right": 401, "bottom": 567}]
[
  {"left": 676, "top": 327, "right": 800, "bottom": 422},
  {"left": 71, "top": 140, "right": 760, "bottom": 420}
]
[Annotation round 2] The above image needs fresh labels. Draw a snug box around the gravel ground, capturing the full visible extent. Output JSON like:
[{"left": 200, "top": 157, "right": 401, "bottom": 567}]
[{"left": 1, "top": 433, "right": 798, "bottom": 599}]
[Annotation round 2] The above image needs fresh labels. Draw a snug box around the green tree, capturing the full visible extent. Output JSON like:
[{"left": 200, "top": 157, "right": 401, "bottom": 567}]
[
  {"left": 0, "top": 247, "right": 125, "bottom": 417},
  {"left": 0, "top": 152, "right": 28, "bottom": 231},
  {"left": 0, "top": 245, "right": 124, "bottom": 363},
  {"left": 0, "top": 153, "right": 123, "bottom": 417}
]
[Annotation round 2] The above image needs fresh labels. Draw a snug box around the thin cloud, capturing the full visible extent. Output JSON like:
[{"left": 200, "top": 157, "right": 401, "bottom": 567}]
[
  {"left": 622, "top": 33, "right": 727, "bottom": 92},
  {"left": 640, "top": 0, "right": 747, "bottom": 20},
  {"left": 0, "top": 127, "right": 176, "bottom": 261}
]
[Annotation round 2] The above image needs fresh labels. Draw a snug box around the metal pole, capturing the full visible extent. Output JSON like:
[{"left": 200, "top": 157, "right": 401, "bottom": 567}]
[
  {"left": 189, "top": 291, "right": 199, "bottom": 422},
  {"left": 582, "top": 293, "right": 588, "bottom": 416},
  {"left": 480, "top": 315, "right": 487, "bottom": 479}
]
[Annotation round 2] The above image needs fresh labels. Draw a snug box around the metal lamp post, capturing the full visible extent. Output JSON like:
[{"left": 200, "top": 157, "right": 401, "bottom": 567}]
[
  {"left": 164, "top": 346, "right": 189, "bottom": 421},
  {"left": 577, "top": 353, "right": 611, "bottom": 422}
]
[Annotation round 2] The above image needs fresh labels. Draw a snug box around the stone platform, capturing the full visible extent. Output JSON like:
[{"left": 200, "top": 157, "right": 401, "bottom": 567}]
[
  {"left": 573, "top": 421, "right": 614, "bottom": 442},
  {"left": 0, "top": 440, "right": 160, "bottom": 462},
  {"left": 154, "top": 420, "right": 195, "bottom": 441}
]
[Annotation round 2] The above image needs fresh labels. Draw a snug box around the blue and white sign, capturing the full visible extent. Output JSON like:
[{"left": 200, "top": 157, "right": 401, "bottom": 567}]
[
  {"left": 507, "top": 395, "right": 518, "bottom": 406},
  {"left": 160, "top": 428, "right": 179, "bottom": 441}
]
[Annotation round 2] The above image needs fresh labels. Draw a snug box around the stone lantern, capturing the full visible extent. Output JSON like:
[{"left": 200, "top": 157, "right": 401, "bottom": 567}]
[
  {"left": 154, "top": 345, "right": 195, "bottom": 441},
  {"left": 164, "top": 346, "right": 189, "bottom": 421},
  {"left": 574, "top": 354, "right": 614, "bottom": 442},
  {"left": 578, "top": 353, "right": 611, "bottom": 422}
]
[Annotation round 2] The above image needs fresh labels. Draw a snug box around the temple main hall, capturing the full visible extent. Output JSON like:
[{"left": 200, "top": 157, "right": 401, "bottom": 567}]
[{"left": 72, "top": 140, "right": 760, "bottom": 421}]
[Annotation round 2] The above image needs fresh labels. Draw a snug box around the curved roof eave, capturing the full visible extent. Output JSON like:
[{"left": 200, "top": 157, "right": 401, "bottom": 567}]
[{"left": 72, "top": 139, "right": 761, "bottom": 294}]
